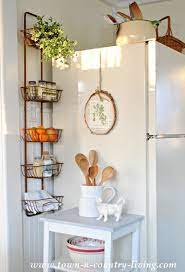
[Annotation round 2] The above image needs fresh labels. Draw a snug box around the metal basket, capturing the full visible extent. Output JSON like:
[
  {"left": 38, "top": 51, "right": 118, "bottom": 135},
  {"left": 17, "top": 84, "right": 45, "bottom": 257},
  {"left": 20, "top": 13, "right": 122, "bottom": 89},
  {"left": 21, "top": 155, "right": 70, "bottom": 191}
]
[
  {"left": 20, "top": 28, "right": 39, "bottom": 49},
  {"left": 20, "top": 128, "right": 62, "bottom": 143},
  {"left": 21, "top": 86, "right": 63, "bottom": 103},
  {"left": 22, "top": 195, "right": 64, "bottom": 216},
  {"left": 156, "top": 16, "right": 185, "bottom": 53},
  {"left": 21, "top": 162, "right": 63, "bottom": 179}
]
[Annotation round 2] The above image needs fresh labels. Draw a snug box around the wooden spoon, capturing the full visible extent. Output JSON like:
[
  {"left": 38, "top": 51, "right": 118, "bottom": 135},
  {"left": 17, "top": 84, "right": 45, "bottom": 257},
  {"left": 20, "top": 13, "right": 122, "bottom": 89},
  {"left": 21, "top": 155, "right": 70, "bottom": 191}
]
[
  {"left": 117, "top": 11, "right": 132, "bottom": 21},
  {"left": 75, "top": 153, "right": 87, "bottom": 167},
  {"left": 105, "top": 14, "right": 118, "bottom": 24},
  {"left": 78, "top": 158, "right": 91, "bottom": 186},
  {"left": 89, "top": 165, "right": 99, "bottom": 186},
  {"left": 129, "top": 2, "right": 143, "bottom": 20},
  {"left": 99, "top": 166, "right": 115, "bottom": 185},
  {"left": 89, "top": 150, "right": 98, "bottom": 166}
]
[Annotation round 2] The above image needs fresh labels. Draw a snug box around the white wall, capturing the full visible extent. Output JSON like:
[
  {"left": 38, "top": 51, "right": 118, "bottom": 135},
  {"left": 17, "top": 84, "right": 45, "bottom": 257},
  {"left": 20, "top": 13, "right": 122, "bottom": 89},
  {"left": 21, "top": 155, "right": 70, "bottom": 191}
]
[
  {"left": 17, "top": 0, "right": 114, "bottom": 50},
  {"left": 53, "top": 44, "right": 147, "bottom": 263}
]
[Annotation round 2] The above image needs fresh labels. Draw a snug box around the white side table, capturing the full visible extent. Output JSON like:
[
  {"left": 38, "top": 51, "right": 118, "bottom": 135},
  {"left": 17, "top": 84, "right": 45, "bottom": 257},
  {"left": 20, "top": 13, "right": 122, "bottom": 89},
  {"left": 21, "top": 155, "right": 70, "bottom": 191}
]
[{"left": 41, "top": 208, "right": 144, "bottom": 272}]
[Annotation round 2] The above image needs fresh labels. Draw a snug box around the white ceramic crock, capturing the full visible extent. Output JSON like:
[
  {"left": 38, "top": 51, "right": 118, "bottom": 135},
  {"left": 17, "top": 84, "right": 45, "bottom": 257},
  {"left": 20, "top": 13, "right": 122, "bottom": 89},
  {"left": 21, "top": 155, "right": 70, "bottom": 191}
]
[
  {"left": 116, "top": 20, "right": 156, "bottom": 46},
  {"left": 79, "top": 185, "right": 116, "bottom": 218},
  {"left": 67, "top": 237, "right": 104, "bottom": 265}
]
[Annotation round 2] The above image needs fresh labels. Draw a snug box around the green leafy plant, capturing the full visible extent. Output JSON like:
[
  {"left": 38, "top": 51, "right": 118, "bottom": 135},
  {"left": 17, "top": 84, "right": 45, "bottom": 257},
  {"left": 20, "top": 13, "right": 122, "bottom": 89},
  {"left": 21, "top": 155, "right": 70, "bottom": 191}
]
[{"left": 31, "top": 16, "right": 77, "bottom": 64}]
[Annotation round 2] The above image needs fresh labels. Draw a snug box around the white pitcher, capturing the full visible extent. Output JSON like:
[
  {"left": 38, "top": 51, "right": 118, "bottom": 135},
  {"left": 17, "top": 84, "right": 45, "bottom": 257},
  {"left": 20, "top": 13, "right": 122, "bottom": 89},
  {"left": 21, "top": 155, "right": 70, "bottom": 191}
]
[{"left": 79, "top": 185, "right": 116, "bottom": 218}]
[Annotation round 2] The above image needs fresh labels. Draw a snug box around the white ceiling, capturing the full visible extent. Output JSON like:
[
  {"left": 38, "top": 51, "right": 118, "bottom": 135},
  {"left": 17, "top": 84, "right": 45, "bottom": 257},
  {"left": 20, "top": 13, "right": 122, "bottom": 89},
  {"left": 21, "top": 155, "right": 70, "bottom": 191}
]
[{"left": 99, "top": 0, "right": 169, "bottom": 8}]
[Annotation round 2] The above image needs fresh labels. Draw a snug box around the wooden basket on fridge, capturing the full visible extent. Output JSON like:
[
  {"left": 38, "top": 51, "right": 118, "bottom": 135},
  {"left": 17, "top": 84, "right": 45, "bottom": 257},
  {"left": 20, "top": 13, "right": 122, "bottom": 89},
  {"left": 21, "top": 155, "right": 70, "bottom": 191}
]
[{"left": 156, "top": 16, "right": 185, "bottom": 53}]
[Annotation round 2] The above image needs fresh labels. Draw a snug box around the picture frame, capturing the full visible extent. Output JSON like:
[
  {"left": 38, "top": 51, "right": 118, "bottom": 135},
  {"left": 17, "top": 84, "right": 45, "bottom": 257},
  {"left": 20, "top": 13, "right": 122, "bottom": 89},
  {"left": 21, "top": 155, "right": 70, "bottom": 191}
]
[{"left": 84, "top": 90, "right": 117, "bottom": 135}]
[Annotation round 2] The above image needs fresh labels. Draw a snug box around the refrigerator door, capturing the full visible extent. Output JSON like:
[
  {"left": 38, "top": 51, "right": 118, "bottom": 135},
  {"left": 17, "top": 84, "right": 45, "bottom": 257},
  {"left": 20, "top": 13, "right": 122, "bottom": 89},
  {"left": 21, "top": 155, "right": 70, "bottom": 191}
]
[
  {"left": 155, "top": 43, "right": 185, "bottom": 134},
  {"left": 148, "top": 138, "right": 185, "bottom": 270}
]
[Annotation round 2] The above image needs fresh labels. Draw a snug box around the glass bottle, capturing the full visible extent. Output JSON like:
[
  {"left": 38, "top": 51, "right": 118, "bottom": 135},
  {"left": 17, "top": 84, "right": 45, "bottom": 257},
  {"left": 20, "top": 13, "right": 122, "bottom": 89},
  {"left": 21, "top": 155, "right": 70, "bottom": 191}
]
[
  {"left": 42, "top": 81, "right": 52, "bottom": 101},
  {"left": 37, "top": 80, "right": 46, "bottom": 100},
  {"left": 28, "top": 81, "right": 36, "bottom": 100},
  {"left": 51, "top": 82, "right": 57, "bottom": 101}
]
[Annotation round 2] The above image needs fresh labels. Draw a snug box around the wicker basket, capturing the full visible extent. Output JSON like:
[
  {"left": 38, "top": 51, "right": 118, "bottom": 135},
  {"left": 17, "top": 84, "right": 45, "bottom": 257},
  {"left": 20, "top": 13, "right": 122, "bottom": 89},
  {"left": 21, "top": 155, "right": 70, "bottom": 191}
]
[{"left": 156, "top": 16, "right": 185, "bottom": 53}]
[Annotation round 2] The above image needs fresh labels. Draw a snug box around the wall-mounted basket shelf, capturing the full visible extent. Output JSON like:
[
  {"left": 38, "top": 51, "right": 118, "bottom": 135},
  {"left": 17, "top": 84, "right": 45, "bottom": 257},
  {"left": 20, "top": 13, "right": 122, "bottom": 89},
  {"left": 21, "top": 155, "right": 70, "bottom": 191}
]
[
  {"left": 20, "top": 128, "right": 62, "bottom": 143},
  {"left": 22, "top": 195, "right": 64, "bottom": 217},
  {"left": 21, "top": 11, "right": 64, "bottom": 206},
  {"left": 21, "top": 162, "right": 63, "bottom": 179},
  {"left": 21, "top": 86, "right": 63, "bottom": 103}
]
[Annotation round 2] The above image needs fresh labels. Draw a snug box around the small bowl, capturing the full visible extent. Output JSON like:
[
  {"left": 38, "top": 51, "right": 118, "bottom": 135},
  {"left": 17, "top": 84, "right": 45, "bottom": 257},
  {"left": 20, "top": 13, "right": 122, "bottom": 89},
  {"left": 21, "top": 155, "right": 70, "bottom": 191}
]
[{"left": 67, "top": 236, "right": 104, "bottom": 265}]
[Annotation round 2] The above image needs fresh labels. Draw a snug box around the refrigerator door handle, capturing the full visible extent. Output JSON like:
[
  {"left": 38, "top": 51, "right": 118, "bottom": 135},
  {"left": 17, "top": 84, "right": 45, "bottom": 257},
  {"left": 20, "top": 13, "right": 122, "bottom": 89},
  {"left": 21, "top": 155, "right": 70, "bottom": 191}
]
[{"left": 147, "top": 133, "right": 185, "bottom": 140}]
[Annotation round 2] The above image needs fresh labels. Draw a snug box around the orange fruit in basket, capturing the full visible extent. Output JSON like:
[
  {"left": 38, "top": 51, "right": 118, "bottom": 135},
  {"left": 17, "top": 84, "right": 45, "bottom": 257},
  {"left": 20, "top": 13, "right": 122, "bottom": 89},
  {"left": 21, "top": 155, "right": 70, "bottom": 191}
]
[
  {"left": 46, "top": 127, "right": 58, "bottom": 142},
  {"left": 28, "top": 127, "right": 39, "bottom": 141},
  {"left": 36, "top": 125, "right": 46, "bottom": 135},
  {"left": 39, "top": 134, "right": 49, "bottom": 142},
  {"left": 20, "top": 128, "right": 25, "bottom": 138}
]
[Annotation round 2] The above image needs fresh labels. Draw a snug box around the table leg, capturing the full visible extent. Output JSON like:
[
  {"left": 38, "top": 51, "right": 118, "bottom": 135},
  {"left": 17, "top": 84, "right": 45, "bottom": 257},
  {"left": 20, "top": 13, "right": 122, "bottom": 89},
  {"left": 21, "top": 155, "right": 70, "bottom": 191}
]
[
  {"left": 104, "top": 236, "right": 113, "bottom": 272},
  {"left": 43, "top": 222, "right": 50, "bottom": 272},
  {"left": 131, "top": 225, "right": 141, "bottom": 272}
]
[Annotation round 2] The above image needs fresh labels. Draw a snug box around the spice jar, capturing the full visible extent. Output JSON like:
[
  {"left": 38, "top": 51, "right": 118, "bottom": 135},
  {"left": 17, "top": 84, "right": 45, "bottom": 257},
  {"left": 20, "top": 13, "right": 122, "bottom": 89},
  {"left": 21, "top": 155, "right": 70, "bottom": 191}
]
[
  {"left": 42, "top": 81, "right": 52, "bottom": 101},
  {"left": 51, "top": 82, "right": 56, "bottom": 90},
  {"left": 28, "top": 81, "right": 36, "bottom": 100},
  {"left": 46, "top": 81, "right": 52, "bottom": 90},
  {"left": 37, "top": 80, "right": 46, "bottom": 100},
  {"left": 33, "top": 157, "right": 43, "bottom": 177},
  {"left": 51, "top": 82, "right": 57, "bottom": 101}
]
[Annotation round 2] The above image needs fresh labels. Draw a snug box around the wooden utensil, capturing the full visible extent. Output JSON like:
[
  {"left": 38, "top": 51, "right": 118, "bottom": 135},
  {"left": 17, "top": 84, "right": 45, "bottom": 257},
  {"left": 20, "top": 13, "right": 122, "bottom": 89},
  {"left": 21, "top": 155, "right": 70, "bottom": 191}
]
[
  {"left": 78, "top": 158, "right": 91, "bottom": 186},
  {"left": 105, "top": 14, "right": 118, "bottom": 24},
  {"left": 129, "top": 2, "right": 143, "bottom": 20},
  {"left": 75, "top": 153, "right": 87, "bottom": 167},
  {"left": 116, "top": 11, "right": 132, "bottom": 21},
  {"left": 89, "top": 150, "right": 98, "bottom": 166},
  {"left": 99, "top": 166, "right": 115, "bottom": 185},
  {"left": 89, "top": 165, "right": 99, "bottom": 186}
]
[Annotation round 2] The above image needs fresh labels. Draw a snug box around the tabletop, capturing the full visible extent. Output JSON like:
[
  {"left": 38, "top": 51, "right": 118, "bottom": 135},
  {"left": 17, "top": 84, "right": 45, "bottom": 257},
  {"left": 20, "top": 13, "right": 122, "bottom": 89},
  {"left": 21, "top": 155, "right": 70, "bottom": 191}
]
[{"left": 40, "top": 208, "right": 144, "bottom": 232}]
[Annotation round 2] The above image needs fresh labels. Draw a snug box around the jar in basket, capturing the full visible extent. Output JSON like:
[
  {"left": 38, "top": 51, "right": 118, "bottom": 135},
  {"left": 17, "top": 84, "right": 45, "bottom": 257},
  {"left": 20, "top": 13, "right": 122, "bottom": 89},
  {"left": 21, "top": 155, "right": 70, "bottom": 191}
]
[
  {"left": 33, "top": 157, "right": 43, "bottom": 177},
  {"left": 37, "top": 80, "right": 46, "bottom": 99},
  {"left": 42, "top": 151, "right": 56, "bottom": 178},
  {"left": 28, "top": 81, "right": 36, "bottom": 99}
]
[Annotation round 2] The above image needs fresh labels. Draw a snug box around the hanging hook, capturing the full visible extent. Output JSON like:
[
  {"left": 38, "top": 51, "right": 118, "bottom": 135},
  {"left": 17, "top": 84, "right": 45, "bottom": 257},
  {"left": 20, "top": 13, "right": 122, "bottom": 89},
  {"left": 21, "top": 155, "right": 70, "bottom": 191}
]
[
  {"left": 95, "top": 50, "right": 103, "bottom": 101},
  {"left": 99, "top": 51, "right": 102, "bottom": 91}
]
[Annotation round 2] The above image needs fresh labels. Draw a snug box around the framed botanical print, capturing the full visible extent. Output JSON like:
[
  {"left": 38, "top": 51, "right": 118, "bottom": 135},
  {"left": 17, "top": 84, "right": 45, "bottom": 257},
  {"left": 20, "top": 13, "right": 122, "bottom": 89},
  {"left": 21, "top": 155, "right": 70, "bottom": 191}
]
[{"left": 84, "top": 90, "right": 117, "bottom": 135}]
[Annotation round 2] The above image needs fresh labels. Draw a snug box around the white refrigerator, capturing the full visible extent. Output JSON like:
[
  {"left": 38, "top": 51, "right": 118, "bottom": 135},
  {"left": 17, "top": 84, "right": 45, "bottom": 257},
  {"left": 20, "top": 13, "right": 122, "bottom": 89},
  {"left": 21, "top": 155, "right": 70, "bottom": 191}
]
[
  {"left": 147, "top": 42, "right": 185, "bottom": 270},
  {"left": 53, "top": 41, "right": 185, "bottom": 271}
]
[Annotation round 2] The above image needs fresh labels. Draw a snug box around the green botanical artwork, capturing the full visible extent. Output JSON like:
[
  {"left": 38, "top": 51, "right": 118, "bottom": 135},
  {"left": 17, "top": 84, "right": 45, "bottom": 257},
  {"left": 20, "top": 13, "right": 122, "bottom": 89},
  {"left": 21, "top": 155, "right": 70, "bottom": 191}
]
[
  {"left": 84, "top": 90, "right": 116, "bottom": 135},
  {"left": 92, "top": 102, "right": 107, "bottom": 125}
]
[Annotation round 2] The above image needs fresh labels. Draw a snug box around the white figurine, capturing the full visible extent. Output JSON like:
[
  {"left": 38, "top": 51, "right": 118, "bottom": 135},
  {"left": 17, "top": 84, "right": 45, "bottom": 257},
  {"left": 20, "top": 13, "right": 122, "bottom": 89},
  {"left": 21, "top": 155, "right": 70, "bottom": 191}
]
[{"left": 96, "top": 197, "right": 126, "bottom": 222}]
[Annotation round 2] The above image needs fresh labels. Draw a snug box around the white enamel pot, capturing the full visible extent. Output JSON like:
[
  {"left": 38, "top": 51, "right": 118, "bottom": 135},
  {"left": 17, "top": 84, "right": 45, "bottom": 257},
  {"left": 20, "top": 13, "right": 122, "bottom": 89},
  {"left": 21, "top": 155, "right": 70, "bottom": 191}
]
[
  {"left": 79, "top": 185, "right": 116, "bottom": 218},
  {"left": 116, "top": 20, "right": 156, "bottom": 46}
]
